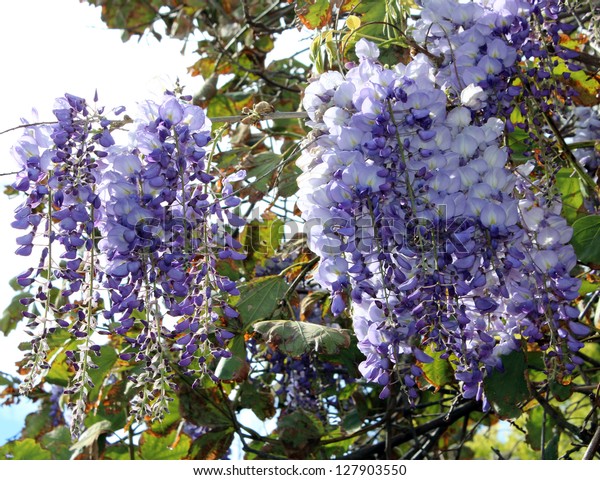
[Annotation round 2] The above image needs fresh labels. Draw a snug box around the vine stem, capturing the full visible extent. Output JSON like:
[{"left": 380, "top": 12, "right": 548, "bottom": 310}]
[
  {"left": 583, "top": 425, "right": 600, "bottom": 459},
  {"left": 210, "top": 111, "right": 308, "bottom": 124},
  {"left": 0, "top": 111, "right": 309, "bottom": 138}
]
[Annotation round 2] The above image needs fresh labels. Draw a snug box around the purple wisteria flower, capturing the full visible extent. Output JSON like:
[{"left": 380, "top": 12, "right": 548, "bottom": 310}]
[
  {"left": 11, "top": 92, "right": 246, "bottom": 432},
  {"left": 297, "top": 36, "right": 585, "bottom": 408}
]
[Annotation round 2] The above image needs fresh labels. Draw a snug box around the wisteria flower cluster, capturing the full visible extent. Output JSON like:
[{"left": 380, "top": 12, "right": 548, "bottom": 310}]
[
  {"left": 412, "top": 0, "right": 580, "bottom": 123},
  {"left": 297, "top": 27, "right": 588, "bottom": 407},
  {"left": 572, "top": 106, "right": 600, "bottom": 176},
  {"left": 11, "top": 92, "right": 245, "bottom": 433}
]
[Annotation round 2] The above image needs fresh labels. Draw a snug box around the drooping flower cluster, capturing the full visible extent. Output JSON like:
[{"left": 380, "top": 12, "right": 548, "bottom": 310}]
[
  {"left": 12, "top": 94, "right": 110, "bottom": 424},
  {"left": 11, "top": 92, "right": 245, "bottom": 432},
  {"left": 412, "top": 0, "right": 580, "bottom": 123},
  {"left": 297, "top": 35, "right": 587, "bottom": 407}
]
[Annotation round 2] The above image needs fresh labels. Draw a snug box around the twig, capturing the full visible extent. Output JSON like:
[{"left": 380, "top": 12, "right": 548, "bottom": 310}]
[
  {"left": 0, "top": 121, "right": 57, "bottom": 136},
  {"left": 342, "top": 400, "right": 479, "bottom": 459},
  {"left": 527, "top": 377, "right": 592, "bottom": 444},
  {"left": 491, "top": 447, "right": 506, "bottom": 459},
  {"left": 583, "top": 425, "right": 600, "bottom": 459},
  {"left": 211, "top": 111, "right": 307, "bottom": 124}
]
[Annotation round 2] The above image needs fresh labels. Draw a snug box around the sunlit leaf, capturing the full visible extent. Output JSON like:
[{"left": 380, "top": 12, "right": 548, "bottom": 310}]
[
  {"left": 0, "top": 438, "right": 52, "bottom": 460},
  {"left": 254, "top": 320, "right": 351, "bottom": 356},
  {"left": 239, "top": 211, "right": 284, "bottom": 274},
  {"left": 346, "top": 14, "right": 361, "bottom": 30},
  {"left": 553, "top": 34, "right": 600, "bottom": 106},
  {"left": 420, "top": 346, "right": 454, "bottom": 390},
  {"left": 556, "top": 168, "right": 584, "bottom": 225},
  {"left": 139, "top": 429, "right": 191, "bottom": 460},
  {"left": 571, "top": 215, "right": 600, "bottom": 266},
  {"left": 579, "top": 278, "right": 599, "bottom": 295},
  {"left": 235, "top": 275, "right": 289, "bottom": 330}
]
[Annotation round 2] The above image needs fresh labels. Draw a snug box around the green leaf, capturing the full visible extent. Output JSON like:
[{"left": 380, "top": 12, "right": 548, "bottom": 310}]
[
  {"left": 421, "top": 345, "right": 454, "bottom": 390},
  {"left": 506, "top": 127, "right": 530, "bottom": 163},
  {"left": 87, "top": 345, "right": 118, "bottom": 400},
  {"left": 552, "top": 48, "right": 600, "bottom": 106},
  {"left": 214, "top": 336, "right": 248, "bottom": 381},
  {"left": 207, "top": 92, "right": 252, "bottom": 121},
  {"left": 321, "top": 426, "right": 356, "bottom": 459},
  {"left": 239, "top": 211, "right": 284, "bottom": 274},
  {"left": 45, "top": 330, "right": 78, "bottom": 387},
  {"left": 70, "top": 420, "right": 112, "bottom": 452},
  {"left": 550, "top": 380, "right": 572, "bottom": 401},
  {"left": 525, "top": 406, "right": 555, "bottom": 451},
  {"left": 278, "top": 409, "right": 324, "bottom": 458},
  {"left": 341, "top": 408, "right": 362, "bottom": 433},
  {"left": 178, "top": 384, "right": 233, "bottom": 429},
  {"left": 342, "top": 0, "right": 388, "bottom": 61},
  {"left": 1, "top": 292, "right": 32, "bottom": 336},
  {"left": 320, "top": 334, "right": 363, "bottom": 377},
  {"left": 237, "top": 382, "right": 276, "bottom": 421},
  {"left": 276, "top": 163, "right": 301, "bottom": 198},
  {"left": 189, "top": 428, "right": 234, "bottom": 460},
  {"left": 23, "top": 403, "right": 54, "bottom": 440},
  {"left": 571, "top": 215, "right": 600, "bottom": 265},
  {"left": 295, "top": 0, "right": 332, "bottom": 29},
  {"left": 87, "top": 0, "right": 157, "bottom": 37},
  {"left": 40, "top": 426, "right": 73, "bottom": 460},
  {"left": 244, "top": 152, "right": 281, "bottom": 194},
  {"left": 85, "top": 380, "right": 129, "bottom": 432},
  {"left": 579, "top": 279, "right": 599, "bottom": 296},
  {"left": 139, "top": 430, "right": 191, "bottom": 460},
  {"left": 103, "top": 444, "right": 141, "bottom": 460},
  {"left": 543, "top": 430, "right": 560, "bottom": 460},
  {"left": 0, "top": 371, "right": 18, "bottom": 387},
  {"left": 556, "top": 168, "right": 584, "bottom": 224},
  {"left": 254, "top": 320, "right": 351, "bottom": 357},
  {"left": 235, "top": 275, "right": 289, "bottom": 330},
  {"left": 483, "top": 350, "right": 529, "bottom": 419},
  {"left": 0, "top": 438, "right": 52, "bottom": 460}
]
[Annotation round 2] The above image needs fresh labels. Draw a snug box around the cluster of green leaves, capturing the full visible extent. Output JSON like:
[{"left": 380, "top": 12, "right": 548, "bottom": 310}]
[{"left": 1, "top": 0, "right": 600, "bottom": 461}]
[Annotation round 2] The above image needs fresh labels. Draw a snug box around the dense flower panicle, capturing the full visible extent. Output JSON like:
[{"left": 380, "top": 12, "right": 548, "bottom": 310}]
[
  {"left": 572, "top": 106, "right": 600, "bottom": 176},
  {"left": 11, "top": 92, "right": 245, "bottom": 431},
  {"left": 412, "top": 0, "right": 580, "bottom": 123},
  {"left": 298, "top": 37, "right": 586, "bottom": 406}
]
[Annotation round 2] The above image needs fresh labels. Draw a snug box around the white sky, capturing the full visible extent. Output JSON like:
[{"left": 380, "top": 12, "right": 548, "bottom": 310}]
[{"left": 0, "top": 0, "right": 306, "bottom": 446}]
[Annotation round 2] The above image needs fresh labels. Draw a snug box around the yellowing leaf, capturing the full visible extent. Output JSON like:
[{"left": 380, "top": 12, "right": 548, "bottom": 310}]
[
  {"left": 552, "top": 35, "right": 600, "bottom": 106},
  {"left": 340, "top": 0, "right": 361, "bottom": 13},
  {"left": 346, "top": 15, "right": 361, "bottom": 31},
  {"left": 295, "top": 0, "right": 332, "bottom": 30}
]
